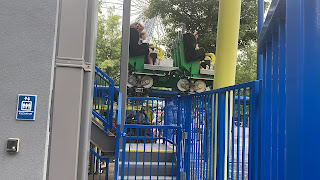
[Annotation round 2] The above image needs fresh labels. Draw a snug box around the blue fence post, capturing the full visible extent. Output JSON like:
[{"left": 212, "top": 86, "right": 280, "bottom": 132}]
[
  {"left": 256, "top": 0, "right": 264, "bottom": 80},
  {"left": 217, "top": 92, "right": 226, "bottom": 180},
  {"left": 249, "top": 81, "right": 261, "bottom": 180},
  {"left": 265, "top": 42, "right": 272, "bottom": 180},
  {"left": 177, "top": 96, "right": 181, "bottom": 127},
  {"left": 278, "top": 19, "right": 286, "bottom": 180},
  {"left": 186, "top": 97, "right": 192, "bottom": 180},
  {"left": 176, "top": 126, "right": 182, "bottom": 180},
  {"left": 113, "top": 93, "right": 122, "bottom": 180},
  {"left": 109, "top": 83, "right": 114, "bottom": 128},
  {"left": 286, "top": 0, "right": 320, "bottom": 179},
  {"left": 271, "top": 30, "right": 279, "bottom": 180}
]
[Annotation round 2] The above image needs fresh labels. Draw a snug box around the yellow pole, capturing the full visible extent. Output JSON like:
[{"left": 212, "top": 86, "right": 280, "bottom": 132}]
[
  {"left": 213, "top": 0, "right": 241, "bottom": 89},
  {"left": 212, "top": 0, "right": 242, "bottom": 179}
]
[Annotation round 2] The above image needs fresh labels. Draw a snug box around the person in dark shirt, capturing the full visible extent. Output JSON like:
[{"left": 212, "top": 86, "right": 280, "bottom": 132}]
[
  {"left": 129, "top": 22, "right": 156, "bottom": 64},
  {"left": 183, "top": 30, "right": 206, "bottom": 63}
]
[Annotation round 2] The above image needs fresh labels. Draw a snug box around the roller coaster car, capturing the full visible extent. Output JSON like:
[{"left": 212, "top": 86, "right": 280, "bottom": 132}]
[{"left": 128, "top": 31, "right": 215, "bottom": 93}]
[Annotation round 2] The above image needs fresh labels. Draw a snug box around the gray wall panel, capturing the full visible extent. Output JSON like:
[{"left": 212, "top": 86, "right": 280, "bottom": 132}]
[{"left": 0, "top": 0, "right": 58, "bottom": 179}]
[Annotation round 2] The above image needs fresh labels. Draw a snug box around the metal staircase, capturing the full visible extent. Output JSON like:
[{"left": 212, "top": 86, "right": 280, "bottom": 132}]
[
  {"left": 90, "top": 118, "right": 116, "bottom": 156},
  {"left": 118, "top": 143, "right": 177, "bottom": 179}
]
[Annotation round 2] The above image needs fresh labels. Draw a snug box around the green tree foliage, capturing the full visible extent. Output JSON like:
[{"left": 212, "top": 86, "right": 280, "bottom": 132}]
[
  {"left": 146, "top": 0, "right": 269, "bottom": 54},
  {"left": 235, "top": 41, "right": 257, "bottom": 84},
  {"left": 96, "top": 4, "right": 121, "bottom": 84}
]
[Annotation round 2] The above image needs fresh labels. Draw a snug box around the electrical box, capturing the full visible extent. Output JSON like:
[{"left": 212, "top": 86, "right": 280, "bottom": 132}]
[{"left": 7, "top": 138, "right": 19, "bottom": 153}]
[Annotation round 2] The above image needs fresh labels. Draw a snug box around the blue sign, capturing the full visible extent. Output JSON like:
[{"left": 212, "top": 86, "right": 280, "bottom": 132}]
[{"left": 16, "top": 94, "right": 37, "bottom": 120}]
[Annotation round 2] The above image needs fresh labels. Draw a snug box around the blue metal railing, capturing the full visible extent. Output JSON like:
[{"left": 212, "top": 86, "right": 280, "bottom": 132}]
[
  {"left": 89, "top": 148, "right": 110, "bottom": 180},
  {"left": 126, "top": 97, "right": 166, "bottom": 126},
  {"left": 118, "top": 124, "right": 181, "bottom": 180},
  {"left": 94, "top": 65, "right": 261, "bottom": 179},
  {"left": 257, "top": 1, "right": 286, "bottom": 179},
  {"left": 114, "top": 97, "right": 181, "bottom": 180},
  {"left": 93, "top": 66, "right": 118, "bottom": 131},
  {"left": 110, "top": 81, "right": 260, "bottom": 180},
  {"left": 90, "top": 90, "right": 122, "bottom": 180},
  {"left": 175, "top": 81, "right": 261, "bottom": 180},
  {"left": 114, "top": 93, "right": 122, "bottom": 180}
]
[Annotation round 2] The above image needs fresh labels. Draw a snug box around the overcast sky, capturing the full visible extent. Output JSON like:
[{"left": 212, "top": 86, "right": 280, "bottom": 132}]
[{"left": 102, "top": 0, "right": 273, "bottom": 19}]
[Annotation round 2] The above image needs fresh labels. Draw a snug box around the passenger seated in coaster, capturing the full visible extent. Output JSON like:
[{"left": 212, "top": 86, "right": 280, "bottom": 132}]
[
  {"left": 129, "top": 22, "right": 157, "bottom": 64},
  {"left": 183, "top": 30, "right": 205, "bottom": 63},
  {"left": 140, "top": 31, "right": 157, "bottom": 64}
]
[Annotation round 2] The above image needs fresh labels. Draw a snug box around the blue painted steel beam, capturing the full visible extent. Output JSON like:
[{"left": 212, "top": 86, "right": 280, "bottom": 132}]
[
  {"left": 257, "top": 0, "right": 264, "bottom": 80},
  {"left": 265, "top": 42, "right": 272, "bottom": 180},
  {"left": 286, "top": 0, "right": 320, "bottom": 179},
  {"left": 217, "top": 92, "right": 226, "bottom": 180},
  {"left": 271, "top": 31, "right": 279, "bottom": 180},
  {"left": 261, "top": 48, "right": 267, "bottom": 180},
  {"left": 257, "top": 0, "right": 286, "bottom": 53},
  {"left": 277, "top": 20, "right": 285, "bottom": 180},
  {"left": 285, "top": 0, "right": 301, "bottom": 179}
]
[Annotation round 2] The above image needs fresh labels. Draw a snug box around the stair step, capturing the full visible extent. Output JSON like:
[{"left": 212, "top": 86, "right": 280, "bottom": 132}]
[
  {"left": 90, "top": 120, "right": 116, "bottom": 153},
  {"left": 119, "top": 162, "right": 176, "bottom": 176},
  {"left": 119, "top": 152, "right": 174, "bottom": 163}
]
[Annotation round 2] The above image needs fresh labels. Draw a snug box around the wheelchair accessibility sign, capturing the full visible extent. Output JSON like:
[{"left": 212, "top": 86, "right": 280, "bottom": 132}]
[{"left": 16, "top": 94, "right": 37, "bottom": 120}]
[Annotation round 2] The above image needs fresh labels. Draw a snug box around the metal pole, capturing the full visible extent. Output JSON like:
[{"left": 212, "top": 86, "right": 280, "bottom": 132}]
[
  {"left": 77, "top": 0, "right": 99, "bottom": 179},
  {"left": 212, "top": 1, "right": 242, "bottom": 179},
  {"left": 119, "top": 0, "right": 131, "bottom": 130},
  {"left": 256, "top": 0, "right": 264, "bottom": 80},
  {"left": 47, "top": 0, "right": 90, "bottom": 179}
]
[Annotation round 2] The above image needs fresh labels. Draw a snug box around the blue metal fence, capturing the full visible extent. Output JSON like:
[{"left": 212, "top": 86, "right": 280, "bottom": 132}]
[
  {"left": 93, "top": 66, "right": 119, "bottom": 131},
  {"left": 164, "top": 81, "right": 261, "bottom": 180},
  {"left": 117, "top": 97, "right": 180, "bottom": 180},
  {"left": 89, "top": 148, "right": 110, "bottom": 180},
  {"left": 126, "top": 97, "right": 166, "bottom": 126},
  {"left": 118, "top": 124, "right": 181, "bottom": 179},
  {"left": 257, "top": 1, "right": 286, "bottom": 179},
  {"left": 90, "top": 90, "right": 122, "bottom": 180},
  {"left": 94, "top": 69, "right": 261, "bottom": 180}
]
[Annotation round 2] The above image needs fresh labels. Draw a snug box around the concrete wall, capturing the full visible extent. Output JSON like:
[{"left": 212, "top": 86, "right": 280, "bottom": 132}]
[{"left": 0, "top": 0, "right": 58, "bottom": 179}]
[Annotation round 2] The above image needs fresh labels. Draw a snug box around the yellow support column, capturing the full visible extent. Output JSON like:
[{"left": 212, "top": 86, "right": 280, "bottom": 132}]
[
  {"left": 212, "top": 0, "right": 242, "bottom": 179},
  {"left": 213, "top": 0, "right": 241, "bottom": 89}
]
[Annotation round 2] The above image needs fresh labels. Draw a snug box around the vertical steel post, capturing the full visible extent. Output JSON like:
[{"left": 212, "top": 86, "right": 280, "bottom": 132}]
[
  {"left": 78, "top": 0, "right": 99, "bottom": 179},
  {"left": 176, "top": 126, "right": 182, "bottom": 180},
  {"left": 286, "top": 0, "right": 320, "bottom": 179},
  {"left": 47, "top": 0, "right": 94, "bottom": 179},
  {"left": 186, "top": 98, "right": 192, "bottom": 179},
  {"left": 265, "top": 42, "right": 272, "bottom": 180},
  {"left": 217, "top": 93, "right": 226, "bottom": 180},
  {"left": 271, "top": 31, "right": 279, "bottom": 180},
  {"left": 252, "top": 81, "right": 261, "bottom": 179},
  {"left": 257, "top": 0, "right": 264, "bottom": 80},
  {"left": 261, "top": 47, "right": 267, "bottom": 180},
  {"left": 285, "top": 0, "right": 301, "bottom": 179},
  {"left": 278, "top": 20, "right": 286, "bottom": 180},
  {"left": 119, "top": 0, "right": 131, "bottom": 131}
]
